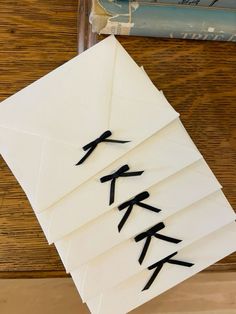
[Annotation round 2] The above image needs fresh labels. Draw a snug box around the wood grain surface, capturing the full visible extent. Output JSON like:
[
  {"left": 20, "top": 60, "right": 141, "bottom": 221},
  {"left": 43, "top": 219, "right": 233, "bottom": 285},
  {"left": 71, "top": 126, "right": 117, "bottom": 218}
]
[
  {"left": 1, "top": 272, "right": 236, "bottom": 314},
  {"left": 0, "top": 0, "right": 236, "bottom": 279},
  {"left": 0, "top": 0, "right": 78, "bottom": 278}
]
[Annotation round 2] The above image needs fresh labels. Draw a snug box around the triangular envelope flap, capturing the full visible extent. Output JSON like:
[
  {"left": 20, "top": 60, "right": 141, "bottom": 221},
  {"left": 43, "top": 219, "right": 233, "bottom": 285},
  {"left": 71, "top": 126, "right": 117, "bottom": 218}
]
[
  {"left": 35, "top": 37, "right": 179, "bottom": 211},
  {"left": 0, "top": 36, "right": 117, "bottom": 211},
  {"left": 87, "top": 222, "right": 236, "bottom": 314},
  {"left": 0, "top": 36, "right": 117, "bottom": 144},
  {"left": 0, "top": 127, "right": 43, "bottom": 206},
  {"left": 109, "top": 41, "right": 179, "bottom": 141},
  {"left": 0, "top": 35, "right": 179, "bottom": 211}
]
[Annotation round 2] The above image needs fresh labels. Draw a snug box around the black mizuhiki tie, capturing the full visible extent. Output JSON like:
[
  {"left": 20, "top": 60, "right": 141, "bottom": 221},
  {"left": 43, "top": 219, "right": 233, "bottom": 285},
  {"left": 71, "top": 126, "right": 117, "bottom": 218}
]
[
  {"left": 76, "top": 130, "right": 130, "bottom": 165},
  {"left": 135, "top": 222, "right": 182, "bottom": 265},
  {"left": 117, "top": 191, "right": 161, "bottom": 232},
  {"left": 100, "top": 164, "right": 144, "bottom": 205},
  {"left": 142, "top": 252, "right": 194, "bottom": 291},
  {"left": 209, "top": 0, "right": 218, "bottom": 6}
]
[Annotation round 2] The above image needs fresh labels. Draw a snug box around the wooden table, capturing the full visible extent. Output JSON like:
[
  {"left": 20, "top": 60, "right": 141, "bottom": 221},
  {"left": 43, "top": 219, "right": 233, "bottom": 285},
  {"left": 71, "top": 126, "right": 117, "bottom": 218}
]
[{"left": 0, "top": 0, "right": 235, "bottom": 282}]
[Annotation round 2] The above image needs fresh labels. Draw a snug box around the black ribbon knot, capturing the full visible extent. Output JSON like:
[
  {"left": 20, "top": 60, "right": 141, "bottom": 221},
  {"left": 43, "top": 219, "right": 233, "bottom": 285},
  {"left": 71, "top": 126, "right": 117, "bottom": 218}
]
[
  {"left": 117, "top": 191, "right": 161, "bottom": 232},
  {"left": 135, "top": 222, "right": 182, "bottom": 265},
  {"left": 76, "top": 130, "right": 130, "bottom": 165},
  {"left": 142, "top": 252, "right": 194, "bottom": 291},
  {"left": 100, "top": 164, "right": 144, "bottom": 205}
]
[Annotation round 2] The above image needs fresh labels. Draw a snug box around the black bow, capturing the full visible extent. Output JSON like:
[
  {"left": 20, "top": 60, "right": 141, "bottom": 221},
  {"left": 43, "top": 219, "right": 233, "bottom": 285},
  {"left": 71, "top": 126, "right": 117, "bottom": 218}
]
[
  {"left": 209, "top": 0, "right": 218, "bottom": 6},
  {"left": 142, "top": 252, "right": 194, "bottom": 291},
  {"left": 135, "top": 222, "right": 182, "bottom": 265},
  {"left": 100, "top": 164, "right": 144, "bottom": 205},
  {"left": 117, "top": 191, "right": 161, "bottom": 232},
  {"left": 76, "top": 130, "right": 130, "bottom": 165}
]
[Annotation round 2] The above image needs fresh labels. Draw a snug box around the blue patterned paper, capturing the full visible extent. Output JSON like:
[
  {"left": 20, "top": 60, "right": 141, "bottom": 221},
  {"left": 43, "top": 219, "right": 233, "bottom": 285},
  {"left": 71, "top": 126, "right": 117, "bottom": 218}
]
[{"left": 98, "top": 1, "right": 236, "bottom": 41}]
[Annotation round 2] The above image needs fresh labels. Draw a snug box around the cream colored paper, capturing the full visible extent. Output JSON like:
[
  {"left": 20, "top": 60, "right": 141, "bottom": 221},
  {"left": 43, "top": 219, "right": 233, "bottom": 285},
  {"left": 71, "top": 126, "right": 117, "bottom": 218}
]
[
  {"left": 86, "top": 222, "right": 236, "bottom": 314},
  {"left": 71, "top": 190, "right": 235, "bottom": 301},
  {"left": 55, "top": 159, "right": 221, "bottom": 271},
  {"left": 0, "top": 35, "right": 178, "bottom": 212},
  {"left": 37, "top": 119, "right": 202, "bottom": 243}
]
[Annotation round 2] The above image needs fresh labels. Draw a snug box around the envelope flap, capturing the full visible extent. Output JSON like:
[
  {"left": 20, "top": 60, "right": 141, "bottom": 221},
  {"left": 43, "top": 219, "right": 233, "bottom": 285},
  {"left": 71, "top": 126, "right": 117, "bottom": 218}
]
[
  {"left": 109, "top": 40, "right": 179, "bottom": 142},
  {"left": 0, "top": 36, "right": 179, "bottom": 211},
  {"left": 0, "top": 36, "right": 117, "bottom": 145},
  {"left": 0, "top": 127, "right": 44, "bottom": 206},
  {"left": 34, "top": 51, "right": 180, "bottom": 210}
]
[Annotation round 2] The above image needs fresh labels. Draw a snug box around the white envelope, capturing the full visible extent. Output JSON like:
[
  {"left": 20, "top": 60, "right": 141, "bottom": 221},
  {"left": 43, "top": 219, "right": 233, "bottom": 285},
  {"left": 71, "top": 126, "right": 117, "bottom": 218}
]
[
  {"left": 36, "top": 119, "right": 202, "bottom": 243},
  {"left": 71, "top": 190, "right": 235, "bottom": 301},
  {"left": 55, "top": 159, "right": 222, "bottom": 271},
  {"left": 86, "top": 221, "right": 236, "bottom": 314},
  {"left": 0, "top": 35, "right": 179, "bottom": 212}
]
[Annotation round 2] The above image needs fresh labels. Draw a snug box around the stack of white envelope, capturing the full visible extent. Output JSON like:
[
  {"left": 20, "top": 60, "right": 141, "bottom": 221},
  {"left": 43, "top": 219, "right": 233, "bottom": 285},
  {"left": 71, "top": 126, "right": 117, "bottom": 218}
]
[{"left": 0, "top": 35, "right": 235, "bottom": 314}]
